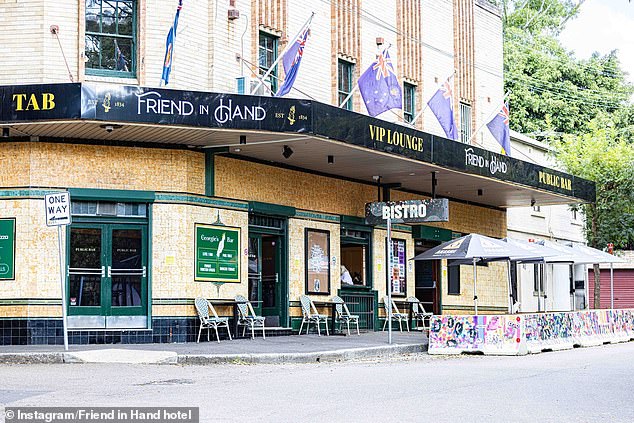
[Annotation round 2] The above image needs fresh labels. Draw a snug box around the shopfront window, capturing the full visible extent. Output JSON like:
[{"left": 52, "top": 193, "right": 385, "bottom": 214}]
[
  {"left": 447, "top": 262, "right": 460, "bottom": 295},
  {"left": 85, "top": 0, "right": 136, "bottom": 77},
  {"left": 340, "top": 228, "right": 371, "bottom": 288}
]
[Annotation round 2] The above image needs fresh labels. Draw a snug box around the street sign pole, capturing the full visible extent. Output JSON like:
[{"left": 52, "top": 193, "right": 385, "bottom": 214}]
[
  {"left": 58, "top": 224, "right": 68, "bottom": 350},
  {"left": 45, "top": 192, "right": 71, "bottom": 351},
  {"left": 387, "top": 216, "right": 392, "bottom": 345}
]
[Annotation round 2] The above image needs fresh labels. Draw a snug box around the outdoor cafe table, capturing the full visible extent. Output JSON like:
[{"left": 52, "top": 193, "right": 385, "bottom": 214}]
[
  {"left": 312, "top": 300, "right": 358, "bottom": 336},
  {"left": 207, "top": 298, "right": 262, "bottom": 338},
  {"left": 392, "top": 300, "right": 414, "bottom": 330}
]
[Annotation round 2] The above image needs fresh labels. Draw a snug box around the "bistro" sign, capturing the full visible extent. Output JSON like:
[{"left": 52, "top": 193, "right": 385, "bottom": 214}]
[{"left": 365, "top": 199, "right": 449, "bottom": 225}]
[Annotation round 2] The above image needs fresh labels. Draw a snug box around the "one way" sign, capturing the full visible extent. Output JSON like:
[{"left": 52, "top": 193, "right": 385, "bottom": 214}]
[{"left": 45, "top": 192, "right": 72, "bottom": 227}]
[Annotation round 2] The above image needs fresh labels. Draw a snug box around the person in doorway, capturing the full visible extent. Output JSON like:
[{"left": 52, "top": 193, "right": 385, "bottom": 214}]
[{"left": 340, "top": 265, "right": 354, "bottom": 285}]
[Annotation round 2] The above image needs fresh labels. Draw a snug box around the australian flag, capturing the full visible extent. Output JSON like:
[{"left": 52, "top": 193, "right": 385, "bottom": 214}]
[
  {"left": 161, "top": 0, "right": 183, "bottom": 85},
  {"left": 275, "top": 26, "right": 310, "bottom": 97},
  {"left": 427, "top": 76, "right": 459, "bottom": 141},
  {"left": 358, "top": 48, "right": 402, "bottom": 117},
  {"left": 486, "top": 101, "right": 511, "bottom": 156}
]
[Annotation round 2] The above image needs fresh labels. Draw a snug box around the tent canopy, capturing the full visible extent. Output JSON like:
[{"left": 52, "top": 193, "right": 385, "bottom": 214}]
[
  {"left": 412, "top": 234, "right": 533, "bottom": 261},
  {"left": 566, "top": 243, "right": 625, "bottom": 264}
]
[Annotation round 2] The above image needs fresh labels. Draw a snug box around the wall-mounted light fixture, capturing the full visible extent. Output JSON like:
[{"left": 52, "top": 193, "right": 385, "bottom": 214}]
[
  {"left": 1, "top": 128, "right": 9, "bottom": 138},
  {"left": 239, "top": 135, "right": 247, "bottom": 144},
  {"left": 327, "top": 155, "right": 334, "bottom": 164},
  {"left": 477, "top": 189, "right": 483, "bottom": 196},
  {"left": 99, "top": 124, "right": 122, "bottom": 133},
  {"left": 282, "top": 145, "right": 293, "bottom": 159}
]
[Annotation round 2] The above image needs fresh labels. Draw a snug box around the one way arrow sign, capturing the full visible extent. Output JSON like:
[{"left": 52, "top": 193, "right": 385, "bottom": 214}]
[{"left": 45, "top": 192, "right": 72, "bottom": 227}]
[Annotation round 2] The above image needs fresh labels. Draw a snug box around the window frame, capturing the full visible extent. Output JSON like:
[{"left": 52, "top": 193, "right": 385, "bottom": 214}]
[
  {"left": 258, "top": 31, "right": 279, "bottom": 94},
  {"left": 338, "top": 59, "right": 354, "bottom": 110},
  {"left": 459, "top": 102, "right": 472, "bottom": 144},
  {"left": 403, "top": 82, "right": 416, "bottom": 123},
  {"left": 447, "top": 261, "right": 461, "bottom": 295},
  {"left": 85, "top": 0, "right": 137, "bottom": 78}
]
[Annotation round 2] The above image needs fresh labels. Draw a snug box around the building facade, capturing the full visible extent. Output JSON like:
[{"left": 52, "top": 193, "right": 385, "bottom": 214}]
[
  {"left": 0, "top": 1, "right": 593, "bottom": 345},
  {"left": 506, "top": 131, "right": 588, "bottom": 312}
]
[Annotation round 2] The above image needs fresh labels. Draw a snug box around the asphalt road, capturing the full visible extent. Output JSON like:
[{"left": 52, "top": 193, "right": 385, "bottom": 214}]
[{"left": 2, "top": 342, "right": 634, "bottom": 423}]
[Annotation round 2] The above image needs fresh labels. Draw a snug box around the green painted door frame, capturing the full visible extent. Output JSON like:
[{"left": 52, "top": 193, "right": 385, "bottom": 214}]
[{"left": 67, "top": 223, "right": 148, "bottom": 318}]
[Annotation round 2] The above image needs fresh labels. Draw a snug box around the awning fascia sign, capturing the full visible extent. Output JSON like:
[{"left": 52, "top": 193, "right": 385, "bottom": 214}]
[
  {"left": 0, "top": 83, "right": 595, "bottom": 203},
  {"left": 365, "top": 199, "right": 449, "bottom": 225}
]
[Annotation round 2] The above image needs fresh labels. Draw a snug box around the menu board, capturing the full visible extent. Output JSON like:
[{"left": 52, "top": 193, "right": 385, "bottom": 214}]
[
  {"left": 305, "top": 229, "right": 330, "bottom": 294},
  {"left": 195, "top": 224, "right": 240, "bottom": 282},
  {"left": 388, "top": 238, "right": 406, "bottom": 296},
  {"left": 0, "top": 218, "right": 15, "bottom": 280}
]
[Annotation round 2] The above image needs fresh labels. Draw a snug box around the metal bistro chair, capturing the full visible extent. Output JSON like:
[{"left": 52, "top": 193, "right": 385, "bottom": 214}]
[
  {"left": 382, "top": 296, "right": 410, "bottom": 332},
  {"left": 331, "top": 295, "right": 360, "bottom": 336},
  {"left": 194, "top": 297, "right": 233, "bottom": 343},
  {"left": 407, "top": 296, "right": 433, "bottom": 333},
  {"left": 235, "top": 295, "right": 266, "bottom": 339},
  {"left": 299, "top": 295, "right": 329, "bottom": 336}
]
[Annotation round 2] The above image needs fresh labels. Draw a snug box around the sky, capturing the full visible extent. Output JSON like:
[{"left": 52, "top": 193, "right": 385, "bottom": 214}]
[{"left": 559, "top": 0, "right": 634, "bottom": 83}]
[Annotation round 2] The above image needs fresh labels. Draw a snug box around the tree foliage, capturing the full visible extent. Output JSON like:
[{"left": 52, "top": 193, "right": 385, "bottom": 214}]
[
  {"left": 499, "top": 0, "right": 634, "bottom": 139},
  {"left": 553, "top": 121, "right": 634, "bottom": 249}
]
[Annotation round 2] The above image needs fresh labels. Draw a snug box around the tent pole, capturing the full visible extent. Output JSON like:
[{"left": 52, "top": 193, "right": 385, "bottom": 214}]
[
  {"left": 507, "top": 259, "right": 513, "bottom": 314},
  {"left": 571, "top": 264, "right": 576, "bottom": 311},
  {"left": 543, "top": 262, "right": 547, "bottom": 313},
  {"left": 473, "top": 257, "right": 478, "bottom": 315},
  {"left": 610, "top": 262, "right": 614, "bottom": 309}
]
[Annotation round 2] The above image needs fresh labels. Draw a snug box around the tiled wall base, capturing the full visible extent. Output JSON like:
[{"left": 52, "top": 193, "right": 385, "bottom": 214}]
[
  {"left": 0, "top": 318, "right": 294, "bottom": 345},
  {"left": 1, "top": 318, "right": 215, "bottom": 345}
]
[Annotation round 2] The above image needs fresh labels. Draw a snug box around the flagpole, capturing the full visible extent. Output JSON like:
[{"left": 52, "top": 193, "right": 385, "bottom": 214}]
[
  {"left": 410, "top": 71, "right": 455, "bottom": 126},
  {"left": 466, "top": 91, "right": 510, "bottom": 146},
  {"left": 250, "top": 12, "right": 314, "bottom": 95},
  {"left": 338, "top": 84, "right": 359, "bottom": 108}
]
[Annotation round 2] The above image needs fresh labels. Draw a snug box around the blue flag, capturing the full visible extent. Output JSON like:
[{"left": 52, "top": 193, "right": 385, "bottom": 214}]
[
  {"left": 358, "top": 48, "right": 402, "bottom": 117},
  {"left": 275, "top": 25, "right": 310, "bottom": 97},
  {"left": 486, "top": 101, "right": 511, "bottom": 156},
  {"left": 161, "top": 1, "right": 183, "bottom": 85},
  {"left": 427, "top": 76, "right": 459, "bottom": 141}
]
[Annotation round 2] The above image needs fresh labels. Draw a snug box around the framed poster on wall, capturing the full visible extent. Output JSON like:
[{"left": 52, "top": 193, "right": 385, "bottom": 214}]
[
  {"left": 386, "top": 238, "right": 406, "bottom": 296},
  {"left": 305, "top": 229, "right": 330, "bottom": 294},
  {"left": 195, "top": 223, "right": 240, "bottom": 282},
  {"left": 0, "top": 218, "right": 15, "bottom": 280}
]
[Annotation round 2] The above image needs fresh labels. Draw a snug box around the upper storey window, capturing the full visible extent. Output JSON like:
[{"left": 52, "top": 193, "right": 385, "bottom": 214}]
[
  {"left": 258, "top": 32, "right": 278, "bottom": 94},
  {"left": 85, "top": 0, "right": 136, "bottom": 77}
]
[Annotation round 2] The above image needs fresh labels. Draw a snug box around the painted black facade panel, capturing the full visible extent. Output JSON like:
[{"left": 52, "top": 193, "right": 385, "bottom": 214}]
[
  {"left": 0, "top": 83, "right": 595, "bottom": 202},
  {"left": 80, "top": 84, "right": 312, "bottom": 133}
]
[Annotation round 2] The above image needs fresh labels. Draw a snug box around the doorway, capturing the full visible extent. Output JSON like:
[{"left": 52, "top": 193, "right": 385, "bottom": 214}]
[
  {"left": 67, "top": 224, "right": 148, "bottom": 328},
  {"left": 248, "top": 214, "right": 288, "bottom": 327},
  {"left": 414, "top": 240, "right": 441, "bottom": 314}
]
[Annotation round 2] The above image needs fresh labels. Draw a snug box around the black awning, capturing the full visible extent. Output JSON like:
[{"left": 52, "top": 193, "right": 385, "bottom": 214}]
[{"left": 0, "top": 83, "right": 594, "bottom": 204}]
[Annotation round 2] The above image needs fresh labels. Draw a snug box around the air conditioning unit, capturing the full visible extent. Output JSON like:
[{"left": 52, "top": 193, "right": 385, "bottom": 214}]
[
  {"left": 227, "top": 8, "right": 240, "bottom": 20},
  {"left": 236, "top": 76, "right": 271, "bottom": 96}
]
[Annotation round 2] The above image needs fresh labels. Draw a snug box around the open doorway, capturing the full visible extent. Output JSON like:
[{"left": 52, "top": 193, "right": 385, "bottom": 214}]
[{"left": 414, "top": 240, "right": 441, "bottom": 314}]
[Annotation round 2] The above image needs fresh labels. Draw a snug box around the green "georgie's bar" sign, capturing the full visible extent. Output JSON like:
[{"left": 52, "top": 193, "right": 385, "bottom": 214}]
[
  {"left": 195, "top": 224, "right": 240, "bottom": 282},
  {"left": 0, "top": 218, "right": 16, "bottom": 280}
]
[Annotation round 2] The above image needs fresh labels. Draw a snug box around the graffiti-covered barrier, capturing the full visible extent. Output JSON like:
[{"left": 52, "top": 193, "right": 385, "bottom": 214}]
[{"left": 428, "top": 309, "right": 634, "bottom": 356}]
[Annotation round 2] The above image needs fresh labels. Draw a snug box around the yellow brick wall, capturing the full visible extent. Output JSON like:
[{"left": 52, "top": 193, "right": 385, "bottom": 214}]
[
  {"left": 440, "top": 261, "right": 510, "bottom": 313},
  {"left": 216, "top": 156, "right": 506, "bottom": 238},
  {"left": 287, "top": 218, "right": 340, "bottom": 317},
  {"left": 373, "top": 228, "right": 415, "bottom": 318},
  {"left": 0, "top": 199, "right": 61, "bottom": 301},
  {"left": 151, "top": 203, "right": 249, "bottom": 301},
  {"left": 0, "top": 142, "right": 205, "bottom": 194}
]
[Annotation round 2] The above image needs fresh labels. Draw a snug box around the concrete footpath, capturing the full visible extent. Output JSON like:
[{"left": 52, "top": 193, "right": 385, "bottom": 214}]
[{"left": 0, "top": 331, "right": 427, "bottom": 365}]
